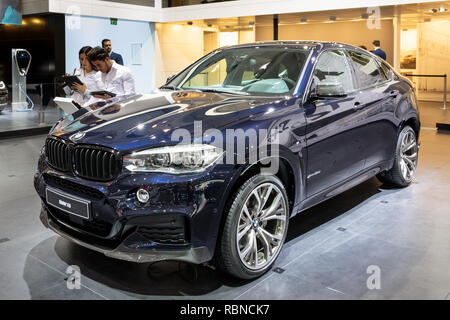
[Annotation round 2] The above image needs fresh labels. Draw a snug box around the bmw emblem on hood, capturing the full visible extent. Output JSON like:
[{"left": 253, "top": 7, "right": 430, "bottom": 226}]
[{"left": 70, "top": 131, "right": 86, "bottom": 142}]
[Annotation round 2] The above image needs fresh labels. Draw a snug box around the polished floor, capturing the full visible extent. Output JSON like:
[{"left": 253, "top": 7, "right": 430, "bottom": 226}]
[
  {"left": 0, "top": 123, "right": 450, "bottom": 300},
  {"left": 417, "top": 101, "right": 450, "bottom": 128},
  {"left": 417, "top": 90, "right": 450, "bottom": 103},
  {"left": 0, "top": 106, "right": 63, "bottom": 133}
]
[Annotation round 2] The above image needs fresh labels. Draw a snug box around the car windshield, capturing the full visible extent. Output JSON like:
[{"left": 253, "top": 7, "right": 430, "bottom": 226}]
[{"left": 165, "top": 46, "right": 311, "bottom": 96}]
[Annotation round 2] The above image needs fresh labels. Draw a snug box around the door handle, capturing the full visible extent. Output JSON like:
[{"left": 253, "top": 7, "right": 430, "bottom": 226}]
[
  {"left": 390, "top": 90, "right": 399, "bottom": 98},
  {"left": 353, "top": 101, "right": 364, "bottom": 110}
]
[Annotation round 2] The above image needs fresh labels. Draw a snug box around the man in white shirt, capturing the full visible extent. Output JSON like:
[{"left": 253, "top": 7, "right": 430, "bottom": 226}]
[{"left": 86, "top": 46, "right": 135, "bottom": 104}]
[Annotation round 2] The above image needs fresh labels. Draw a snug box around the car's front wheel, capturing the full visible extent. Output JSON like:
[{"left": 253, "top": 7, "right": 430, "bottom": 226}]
[
  {"left": 215, "top": 174, "right": 289, "bottom": 279},
  {"left": 377, "top": 125, "right": 419, "bottom": 187}
]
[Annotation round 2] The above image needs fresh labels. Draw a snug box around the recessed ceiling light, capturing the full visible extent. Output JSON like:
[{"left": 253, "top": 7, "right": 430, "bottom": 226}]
[{"left": 439, "top": 7, "right": 447, "bottom": 12}]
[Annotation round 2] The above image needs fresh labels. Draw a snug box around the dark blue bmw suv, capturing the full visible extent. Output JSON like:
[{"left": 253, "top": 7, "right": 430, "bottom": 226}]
[{"left": 35, "top": 41, "right": 420, "bottom": 279}]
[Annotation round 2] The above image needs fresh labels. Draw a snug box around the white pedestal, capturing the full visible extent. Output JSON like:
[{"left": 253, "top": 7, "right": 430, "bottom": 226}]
[{"left": 11, "top": 101, "right": 28, "bottom": 112}]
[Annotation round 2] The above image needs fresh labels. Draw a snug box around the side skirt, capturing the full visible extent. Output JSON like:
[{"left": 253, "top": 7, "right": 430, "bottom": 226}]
[{"left": 291, "top": 160, "right": 392, "bottom": 218}]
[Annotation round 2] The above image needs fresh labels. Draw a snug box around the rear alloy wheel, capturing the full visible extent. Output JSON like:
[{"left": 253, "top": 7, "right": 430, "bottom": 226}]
[
  {"left": 216, "top": 174, "right": 289, "bottom": 279},
  {"left": 377, "top": 125, "right": 418, "bottom": 187}
]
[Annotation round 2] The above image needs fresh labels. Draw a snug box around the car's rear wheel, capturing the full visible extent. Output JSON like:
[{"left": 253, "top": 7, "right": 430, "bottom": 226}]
[
  {"left": 215, "top": 174, "right": 289, "bottom": 280},
  {"left": 377, "top": 125, "right": 418, "bottom": 187}
]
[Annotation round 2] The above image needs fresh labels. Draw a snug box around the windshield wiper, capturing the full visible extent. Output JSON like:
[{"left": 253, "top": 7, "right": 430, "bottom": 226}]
[
  {"left": 160, "top": 86, "right": 249, "bottom": 95},
  {"left": 159, "top": 85, "right": 182, "bottom": 91},
  {"left": 196, "top": 88, "right": 249, "bottom": 95}
]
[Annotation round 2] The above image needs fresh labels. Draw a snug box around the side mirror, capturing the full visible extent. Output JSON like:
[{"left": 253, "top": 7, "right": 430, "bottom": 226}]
[
  {"left": 166, "top": 74, "right": 176, "bottom": 84},
  {"left": 316, "top": 83, "right": 347, "bottom": 97}
]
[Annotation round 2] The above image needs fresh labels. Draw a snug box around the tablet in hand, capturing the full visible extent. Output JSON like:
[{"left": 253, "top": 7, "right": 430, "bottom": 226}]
[
  {"left": 90, "top": 90, "right": 117, "bottom": 97},
  {"left": 62, "top": 75, "right": 83, "bottom": 89}
]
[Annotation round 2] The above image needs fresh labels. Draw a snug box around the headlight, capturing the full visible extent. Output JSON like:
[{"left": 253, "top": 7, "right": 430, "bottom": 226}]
[{"left": 123, "top": 144, "right": 224, "bottom": 174}]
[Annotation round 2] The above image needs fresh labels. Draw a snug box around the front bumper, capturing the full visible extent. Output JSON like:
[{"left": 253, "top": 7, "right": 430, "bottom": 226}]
[
  {"left": 40, "top": 204, "right": 211, "bottom": 264},
  {"left": 35, "top": 149, "right": 238, "bottom": 265}
]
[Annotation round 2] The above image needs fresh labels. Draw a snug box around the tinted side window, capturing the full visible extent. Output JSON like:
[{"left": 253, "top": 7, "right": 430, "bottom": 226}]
[
  {"left": 311, "top": 49, "right": 355, "bottom": 94},
  {"left": 348, "top": 51, "right": 385, "bottom": 88},
  {"left": 379, "top": 62, "right": 394, "bottom": 81}
]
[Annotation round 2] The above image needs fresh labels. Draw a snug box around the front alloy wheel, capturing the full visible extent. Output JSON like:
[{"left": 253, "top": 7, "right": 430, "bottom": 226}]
[
  {"left": 216, "top": 174, "right": 289, "bottom": 279},
  {"left": 399, "top": 129, "right": 418, "bottom": 181},
  {"left": 237, "top": 183, "right": 287, "bottom": 270}
]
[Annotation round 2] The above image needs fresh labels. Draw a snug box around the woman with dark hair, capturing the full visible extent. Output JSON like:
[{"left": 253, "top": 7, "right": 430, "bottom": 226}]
[
  {"left": 70, "top": 46, "right": 93, "bottom": 77},
  {"left": 71, "top": 46, "right": 101, "bottom": 105},
  {"left": 78, "top": 46, "right": 96, "bottom": 70}
]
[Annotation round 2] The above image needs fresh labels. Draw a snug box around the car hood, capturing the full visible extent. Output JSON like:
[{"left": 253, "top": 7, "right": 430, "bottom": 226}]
[{"left": 51, "top": 90, "right": 284, "bottom": 153}]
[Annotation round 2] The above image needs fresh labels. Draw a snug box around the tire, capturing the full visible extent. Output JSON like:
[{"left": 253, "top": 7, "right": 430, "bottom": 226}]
[
  {"left": 377, "top": 125, "right": 418, "bottom": 187},
  {"left": 215, "top": 173, "right": 290, "bottom": 280}
]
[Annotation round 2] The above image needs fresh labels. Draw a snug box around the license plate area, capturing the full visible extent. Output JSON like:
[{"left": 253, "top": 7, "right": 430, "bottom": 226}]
[{"left": 46, "top": 187, "right": 90, "bottom": 220}]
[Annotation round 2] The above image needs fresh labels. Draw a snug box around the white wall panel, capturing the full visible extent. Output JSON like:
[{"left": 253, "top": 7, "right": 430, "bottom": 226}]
[
  {"left": 417, "top": 21, "right": 450, "bottom": 91},
  {"left": 65, "top": 15, "right": 156, "bottom": 92}
]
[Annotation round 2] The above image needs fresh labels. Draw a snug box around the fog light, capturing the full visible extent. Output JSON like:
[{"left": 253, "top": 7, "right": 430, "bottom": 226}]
[{"left": 136, "top": 188, "right": 150, "bottom": 204}]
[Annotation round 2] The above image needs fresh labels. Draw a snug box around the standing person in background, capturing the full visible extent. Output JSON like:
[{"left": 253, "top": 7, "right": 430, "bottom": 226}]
[
  {"left": 102, "top": 39, "right": 124, "bottom": 65},
  {"left": 71, "top": 46, "right": 101, "bottom": 105},
  {"left": 86, "top": 46, "right": 135, "bottom": 103},
  {"left": 371, "top": 40, "right": 387, "bottom": 60}
]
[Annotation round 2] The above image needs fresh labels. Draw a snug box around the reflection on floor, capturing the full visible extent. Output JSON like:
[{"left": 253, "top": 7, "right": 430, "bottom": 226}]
[
  {"left": 0, "top": 105, "right": 63, "bottom": 133},
  {"left": 417, "top": 101, "right": 450, "bottom": 128},
  {"left": 417, "top": 90, "right": 450, "bottom": 103},
  {"left": 0, "top": 129, "right": 450, "bottom": 300}
]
